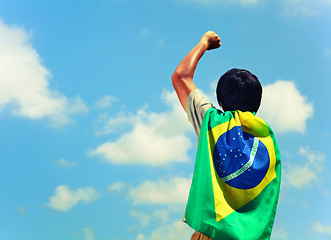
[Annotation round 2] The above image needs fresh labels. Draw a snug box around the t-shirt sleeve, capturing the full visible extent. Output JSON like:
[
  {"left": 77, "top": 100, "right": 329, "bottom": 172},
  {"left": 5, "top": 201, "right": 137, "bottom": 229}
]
[{"left": 186, "top": 89, "right": 213, "bottom": 137}]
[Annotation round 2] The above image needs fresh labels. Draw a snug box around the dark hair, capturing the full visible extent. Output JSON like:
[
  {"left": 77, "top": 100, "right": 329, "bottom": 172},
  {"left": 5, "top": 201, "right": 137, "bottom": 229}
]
[{"left": 216, "top": 68, "right": 262, "bottom": 113}]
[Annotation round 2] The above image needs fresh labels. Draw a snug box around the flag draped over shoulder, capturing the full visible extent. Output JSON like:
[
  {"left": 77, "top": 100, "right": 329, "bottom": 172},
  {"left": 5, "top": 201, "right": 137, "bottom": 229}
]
[{"left": 185, "top": 108, "right": 281, "bottom": 240}]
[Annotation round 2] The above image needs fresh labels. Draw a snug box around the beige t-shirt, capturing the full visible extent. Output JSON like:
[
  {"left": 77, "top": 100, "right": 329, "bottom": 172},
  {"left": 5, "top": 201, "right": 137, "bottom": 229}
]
[{"left": 186, "top": 89, "right": 213, "bottom": 138}]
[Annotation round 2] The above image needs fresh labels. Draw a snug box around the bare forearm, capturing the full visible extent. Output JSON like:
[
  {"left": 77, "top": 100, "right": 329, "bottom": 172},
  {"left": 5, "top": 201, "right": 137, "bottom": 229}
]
[{"left": 172, "top": 40, "right": 208, "bottom": 81}]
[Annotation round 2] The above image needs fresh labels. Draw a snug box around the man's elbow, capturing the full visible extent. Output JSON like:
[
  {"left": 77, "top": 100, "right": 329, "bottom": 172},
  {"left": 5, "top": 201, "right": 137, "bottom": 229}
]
[
  {"left": 171, "top": 71, "right": 180, "bottom": 88},
  {"left": 172, "top": 70, "right": 190, "bottom": 88}
]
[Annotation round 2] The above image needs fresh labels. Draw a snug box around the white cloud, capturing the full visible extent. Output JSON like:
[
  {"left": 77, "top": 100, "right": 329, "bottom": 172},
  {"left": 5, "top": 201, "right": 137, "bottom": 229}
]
[
  {"left": 181, "top": 0, "right": 331, "bottom": 14},
  {"left": 271, "top": 225, "right": 288, "bottom": 240},
  {"left": 131, "top": 210, "right": 152, "bottom": 228},
  {"left": 129, "top": 177, "right": 191, "bottom": 205},
  {"left": 286, "top": 166, "right": 316, "bottom": 189},
  {"left": 157, "top": 39, "right": 165, "bottom": 48},
  {"left": 313, "top": 222, "right": 331, "bottom": 235},
  {"left": 140, "top": 28, "right": 151, "bottom": 36},
  {"left": 89, "top": 91, "right": 193, "bottom": 166},
  {"left": 258, "top": 80, "right": 313, "bottom": 133},
  {"left": 0, "top": 19, "right": 88, "bottom": 127},
  {"left": 280, "top": 0, "right": 331, "bottom": 16},
  {"left": 82, "top": 227, "right": 96, "bottom": 240},
  {"left": 151, "top": 209, "right": 170, "bottom": 224},
  {"left": 55, "top": 158, "right": 78, "bottom": 168},
  {"left": 107, "top": 182, "right": 126, "bottom": 192},
  {"left": 16, "top": 206, "right": 27, "bottom": 215},
  {"left": 136, "top": 220, "right": 193, "bottom": 240},
  {"left": 89, "top": 124, "right": 191, "bottom": 166},
  {"left": 298, "top": 146, "right": 325, "bottom": 171},
  {"left": 284, "top": 146, "right": 325, "bottom": 188},
  {"left": 234, "top": 0, "right": 260, "bottom": 4},
  {"left": 94, "top": 95, "right": 117, "bottom": 110},
  {"left": 130, "top": 209, "right": 170, "bottom": 229},
  {"left": 45, "top": 185, "right": 99, "bottom": 211},
  {"left": 94, "top": 110, "right": 142, "bottom": 136}
]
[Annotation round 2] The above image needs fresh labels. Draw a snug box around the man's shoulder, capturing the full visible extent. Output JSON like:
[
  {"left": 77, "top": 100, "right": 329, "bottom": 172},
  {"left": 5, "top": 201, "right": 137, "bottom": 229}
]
[{"left": 203, "top": 110, "right": 272, "bottom": 138}]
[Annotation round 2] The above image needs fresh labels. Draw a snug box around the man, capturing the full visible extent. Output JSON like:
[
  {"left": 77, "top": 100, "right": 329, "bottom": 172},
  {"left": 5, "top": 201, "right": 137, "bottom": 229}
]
[{"left": 172, "top": 32, "right": 281, "bottom": 240}]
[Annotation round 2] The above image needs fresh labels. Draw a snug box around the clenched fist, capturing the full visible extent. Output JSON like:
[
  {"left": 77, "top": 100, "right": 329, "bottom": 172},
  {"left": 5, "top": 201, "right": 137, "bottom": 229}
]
[{"left": 201, "top": 31, "right": 221, "bottom": 50}]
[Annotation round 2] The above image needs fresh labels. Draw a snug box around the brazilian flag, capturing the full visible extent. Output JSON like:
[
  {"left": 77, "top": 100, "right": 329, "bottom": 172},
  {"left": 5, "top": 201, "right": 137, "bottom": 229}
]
[{"left": 185, "top": 108, "right": 281, "bottom": 240}]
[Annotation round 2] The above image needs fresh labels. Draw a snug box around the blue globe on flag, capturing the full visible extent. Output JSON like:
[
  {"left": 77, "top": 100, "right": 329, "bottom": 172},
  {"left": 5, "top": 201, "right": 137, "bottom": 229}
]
[{"left": 212, "top": 126, "right": 270, "bottom": 189}]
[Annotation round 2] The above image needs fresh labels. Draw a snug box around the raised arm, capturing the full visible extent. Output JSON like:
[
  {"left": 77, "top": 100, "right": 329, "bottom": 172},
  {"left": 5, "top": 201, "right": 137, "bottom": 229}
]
[{"left": 172, "top": 31, "right": 221, "bottom": 111}]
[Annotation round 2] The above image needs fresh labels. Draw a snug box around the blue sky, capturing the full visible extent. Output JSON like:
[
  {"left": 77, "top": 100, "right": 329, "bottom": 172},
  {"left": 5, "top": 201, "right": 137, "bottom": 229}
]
[{"left": 0, "top": 0, "right": 331, "bottom": 239}]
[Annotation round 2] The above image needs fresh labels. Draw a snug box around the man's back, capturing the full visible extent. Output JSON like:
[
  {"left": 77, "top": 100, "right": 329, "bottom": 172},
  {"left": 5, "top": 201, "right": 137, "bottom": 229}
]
[
  {"left": 172, "top": 31, "right": 281, "bottom": 240},
  {"left": 185, "top": 102, "right": 281, "bottom": 239}
]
